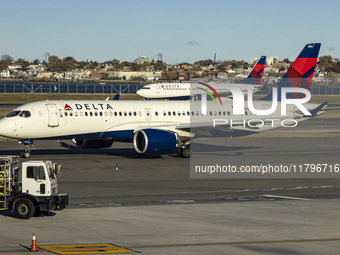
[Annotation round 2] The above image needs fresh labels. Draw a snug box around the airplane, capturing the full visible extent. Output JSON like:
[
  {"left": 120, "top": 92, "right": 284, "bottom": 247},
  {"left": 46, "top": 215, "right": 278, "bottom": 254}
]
[
  {"left": 0, "top": 43, "right": 325, "bottom": 159},
  {"left": 136, "top": 56, "right": 266, "bottom": 100}
]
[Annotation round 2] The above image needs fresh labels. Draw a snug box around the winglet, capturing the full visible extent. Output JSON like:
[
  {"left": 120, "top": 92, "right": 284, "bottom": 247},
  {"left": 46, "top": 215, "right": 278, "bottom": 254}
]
[
  {"left": 304, "top": 102, "right": 328, "bottom": 117},
  {"left": 237, "top": 56, "right": 266, "bottom": 85},
  {"left": 261, "top": 43, "right": 321, "bottom": 101}
]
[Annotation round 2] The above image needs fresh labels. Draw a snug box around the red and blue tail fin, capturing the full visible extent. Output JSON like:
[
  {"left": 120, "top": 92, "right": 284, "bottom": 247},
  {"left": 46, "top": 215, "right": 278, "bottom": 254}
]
[
  {"left": 237, "top": 56, "right": 266, "bottom": 85},
  {"left": 261, "top": 43, "right": 321, "bottom": 101}
]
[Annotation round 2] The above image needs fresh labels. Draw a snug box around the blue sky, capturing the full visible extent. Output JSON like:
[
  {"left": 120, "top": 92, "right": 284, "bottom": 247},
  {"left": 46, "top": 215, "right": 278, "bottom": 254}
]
[{"left": 1, "top": 0, "right": 340, "bottom": 64}]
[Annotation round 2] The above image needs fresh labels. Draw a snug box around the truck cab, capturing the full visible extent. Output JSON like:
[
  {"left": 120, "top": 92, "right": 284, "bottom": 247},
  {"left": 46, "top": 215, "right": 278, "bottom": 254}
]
[
  {"left": 0, "top": 156, "right": 68, "bottom": 219},
  {"left": 21, "top": 160, "right": 59, "bottom": 196}
]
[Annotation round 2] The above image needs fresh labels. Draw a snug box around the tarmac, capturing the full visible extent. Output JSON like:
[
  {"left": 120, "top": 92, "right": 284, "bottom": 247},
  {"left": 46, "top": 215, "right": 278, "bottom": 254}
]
[{"left": 0, "top": 117, "right": 340, "bottom": 254}]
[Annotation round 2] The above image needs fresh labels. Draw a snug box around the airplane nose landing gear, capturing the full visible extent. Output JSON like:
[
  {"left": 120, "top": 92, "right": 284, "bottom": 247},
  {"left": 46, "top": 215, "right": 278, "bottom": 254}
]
[{"left": 19, "top": 139, "right": 33, "bottom": 158}]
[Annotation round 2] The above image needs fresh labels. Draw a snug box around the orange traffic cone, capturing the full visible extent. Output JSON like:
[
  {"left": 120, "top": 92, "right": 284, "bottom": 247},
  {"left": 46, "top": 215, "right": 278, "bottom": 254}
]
[{"left": 30, "top": 233, "right": 37, "bottom": 252}]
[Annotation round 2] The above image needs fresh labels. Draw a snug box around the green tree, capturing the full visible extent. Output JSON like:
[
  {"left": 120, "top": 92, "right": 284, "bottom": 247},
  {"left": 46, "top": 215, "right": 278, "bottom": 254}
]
[
  {"left": 153, "top": 60, "right": 166, "bottom": 71},
  {"left": 283, "top": 58, "right": 290, "bottom": 63},
  {"left": 15, "top": 58, "right": 30, "bottom": 71},
  {"left": 48, "top": 56, "right": 64, "bottom": 72},
  {"left": 1, "top": 54, "right": 14, "bottom": 64}
]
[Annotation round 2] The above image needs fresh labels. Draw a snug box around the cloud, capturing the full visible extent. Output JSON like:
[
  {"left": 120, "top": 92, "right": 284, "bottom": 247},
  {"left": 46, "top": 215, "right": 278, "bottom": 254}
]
[
  {"left": 328, "top": 46, "right": 338, "bottom": 51},
  {"left": 186, "top": 41, "right": 200, "bottom": 46}
]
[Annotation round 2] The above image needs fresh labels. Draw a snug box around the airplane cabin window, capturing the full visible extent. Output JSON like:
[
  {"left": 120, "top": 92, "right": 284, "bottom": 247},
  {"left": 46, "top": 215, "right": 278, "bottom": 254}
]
[
  {"left": 134, "top": 112, "right": 137, "bottom": 116},
  {"left": 99, "top": 112, "right": 103, "bottom": 116},
  {"left": 70, "top": 112, "right": 73, "bottom": 117},
  {"left": 155, "top": 112, "right": 158, "bottom": 116},
  {"left": 65, "top": 112, "right": 68, "bottom": 117},
  {"left": 178, "top": 111, "right": 181, "bottom": 116},
  {"left": 94, "top": 112, "right": 98, "bottom": 116},
  {"left": 163, "top": 111, "right": 166, "bottom": 116},
  {"left": 109, "top": 112, "right": 113, "bottom": 117},
  {"left": 114, "top": 112, "right": 117, "bottom": 116},
  {"left": 104, "top": 112, "right": 108, "bottom": 117},
  {"left": 75, "top": 112, "right": 78, "bottom": 117},
  {"left": 80, "top": 112, "right": 84, "bottom": 117},
  {"left": 138, "top": 111, "right": 142, "bottom": 116},
  {"left": 124, "top": 112, "right": 127, "bottom": 116},
  {"left": 129, "top": 112, "right": 132, "bottom": 116},
  {"left": 85, "top": 112, "right": 88, "bottom": 116}
]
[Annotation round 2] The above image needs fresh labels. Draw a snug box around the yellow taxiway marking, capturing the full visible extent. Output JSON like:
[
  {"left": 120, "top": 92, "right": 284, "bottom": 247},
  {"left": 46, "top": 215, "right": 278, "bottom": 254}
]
[
  {"left": 1, "top": 238, "right": 340, "bottom": 254},
  {"left": 126, "top": 238, "right": 340, "bottom": 249},
  {"left": 39, "top": 244, "right": 135, "bottom": 254}
]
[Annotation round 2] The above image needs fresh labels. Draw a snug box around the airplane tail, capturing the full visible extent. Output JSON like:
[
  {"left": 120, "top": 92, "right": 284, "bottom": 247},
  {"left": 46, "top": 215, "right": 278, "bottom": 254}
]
[
  {"left": 260, "top": 43, "right": 321, "bottom": 101},
  {"left": 237, "top": 56, "right": 266, "bottom": 85}
]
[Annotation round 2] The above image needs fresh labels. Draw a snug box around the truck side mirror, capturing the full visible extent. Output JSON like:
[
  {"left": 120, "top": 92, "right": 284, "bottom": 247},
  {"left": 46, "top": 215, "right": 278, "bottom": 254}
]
[{"left": 57, "top": 164, "right": 62, "bottom": 178}]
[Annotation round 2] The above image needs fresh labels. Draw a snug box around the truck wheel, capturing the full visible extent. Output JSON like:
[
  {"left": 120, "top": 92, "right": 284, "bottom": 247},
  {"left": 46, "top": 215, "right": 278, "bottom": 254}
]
[{"left": 15, "top": 198, "right": 35, "bottom": 219}]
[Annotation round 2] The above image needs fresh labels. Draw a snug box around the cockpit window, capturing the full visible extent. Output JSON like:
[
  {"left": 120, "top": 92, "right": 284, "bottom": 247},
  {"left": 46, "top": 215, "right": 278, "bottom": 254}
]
[
  {"left": 5, "top": 111, "right": 21, "bottom": 118},
  {"left": 143, "top": 87, "right": 150, "bottom": 90},
  {"left": 5, "top": 110, "right": 31, "bottom": 118},
  {"left": 20, "top": 111, "right": 31, "bottom": 118}
]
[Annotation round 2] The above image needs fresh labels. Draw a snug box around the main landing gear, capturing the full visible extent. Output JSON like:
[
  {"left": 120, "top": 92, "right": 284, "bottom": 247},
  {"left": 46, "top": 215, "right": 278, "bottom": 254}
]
[
  {"left": 177, "top": 145, "right": 191, "bottom": 158},
  {"left": 19, "top": 139, "right": 33, "bottom": 158}
]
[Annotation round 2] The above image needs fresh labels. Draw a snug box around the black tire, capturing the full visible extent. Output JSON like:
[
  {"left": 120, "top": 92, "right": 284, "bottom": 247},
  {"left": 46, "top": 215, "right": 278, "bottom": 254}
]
[
  {"left": 22, "top": 151, "right": 30, "bottom": 158},
  {"left": 177, "top": 147, "right": 183, "bottom": 157},
  {"left": 15, "top": 198, "right": 35, "bottom": 219},
  {"left": 181, "top": 146, "right": 191, "bottom": 158}
]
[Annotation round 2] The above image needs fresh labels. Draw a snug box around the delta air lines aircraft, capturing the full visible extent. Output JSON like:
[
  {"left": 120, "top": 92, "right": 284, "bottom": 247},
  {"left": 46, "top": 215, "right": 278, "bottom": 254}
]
[
  {"left": 0, "top": 44, "right": 325, "bottom": 158},
  {"left": 136, "top": 56, "right": 266, "bottom": 99}
]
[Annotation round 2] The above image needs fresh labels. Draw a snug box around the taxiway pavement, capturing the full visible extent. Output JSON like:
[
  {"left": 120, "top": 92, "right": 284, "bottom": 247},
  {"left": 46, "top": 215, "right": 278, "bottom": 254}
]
[{"left": 0, "top": 118, "right": 340, "bottom": 254}]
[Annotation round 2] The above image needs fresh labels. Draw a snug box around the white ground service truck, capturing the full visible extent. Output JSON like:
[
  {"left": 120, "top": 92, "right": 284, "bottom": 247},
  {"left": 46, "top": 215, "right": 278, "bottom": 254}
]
[{"left": 0, "top": 155, "right": 68, "bottom": 219}]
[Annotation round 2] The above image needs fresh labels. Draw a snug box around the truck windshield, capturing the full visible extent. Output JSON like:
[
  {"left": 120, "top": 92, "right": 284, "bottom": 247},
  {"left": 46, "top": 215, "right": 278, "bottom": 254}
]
[{"left": 47, "top": 164, "right": 56, "bottom": 179}]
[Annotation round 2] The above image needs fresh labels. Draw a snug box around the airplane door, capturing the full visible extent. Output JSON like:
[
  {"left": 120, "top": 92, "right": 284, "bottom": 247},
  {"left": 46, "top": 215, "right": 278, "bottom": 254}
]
[
  {"left": 46, "top": 104, "right": 59, "bottom": 127},
  {"left": 145, "top": 108, "right": 152, "bottom": 121}
]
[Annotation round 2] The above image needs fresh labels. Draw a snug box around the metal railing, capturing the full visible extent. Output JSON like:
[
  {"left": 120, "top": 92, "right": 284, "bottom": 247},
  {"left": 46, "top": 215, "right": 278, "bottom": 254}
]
[{"left": 0, "top": 83, "right": 139, "bottom": 94}]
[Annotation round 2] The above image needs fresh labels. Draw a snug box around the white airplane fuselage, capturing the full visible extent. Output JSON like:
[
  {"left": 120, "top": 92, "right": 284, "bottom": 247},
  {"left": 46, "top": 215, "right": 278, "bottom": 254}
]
[
  {"left": 0, "top": 99, "right": 317, "bottom": 141},
  {"left": 136, "top": 82, "right": 262, "bottom": 99}
]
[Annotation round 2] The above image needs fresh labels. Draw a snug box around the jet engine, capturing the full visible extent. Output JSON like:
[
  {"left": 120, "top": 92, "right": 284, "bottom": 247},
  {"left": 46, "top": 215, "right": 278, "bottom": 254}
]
[
  {"left": 74, "top": 139, "right": 113, "bottom": 149},
  {"left": 133, "top": 129, "right": 177, "bottom": 154}
]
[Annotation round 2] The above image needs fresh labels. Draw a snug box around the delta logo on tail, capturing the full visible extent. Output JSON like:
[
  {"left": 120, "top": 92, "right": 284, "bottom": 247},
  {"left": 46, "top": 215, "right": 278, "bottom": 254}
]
[
  {"left": 261, "top": 43, "right": 321, "bottom": 101},
  {"left": 237, "top": 56, "right": 266, "bottom": 85},
  {"left": 284, "top": 43, "right": 320, "bottom": 99},
  {"left": 197, "top": 82, "right": 223, "bottom": 106}
]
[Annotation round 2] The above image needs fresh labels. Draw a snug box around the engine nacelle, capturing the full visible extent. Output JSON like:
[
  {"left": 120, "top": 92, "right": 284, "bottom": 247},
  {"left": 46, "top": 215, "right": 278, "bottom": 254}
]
[
  {"left": 74, "top": 139, "right": 113, "bottom": 149},
  {"left": 133, "top": 129, "right": 177, "bottom": 154}
]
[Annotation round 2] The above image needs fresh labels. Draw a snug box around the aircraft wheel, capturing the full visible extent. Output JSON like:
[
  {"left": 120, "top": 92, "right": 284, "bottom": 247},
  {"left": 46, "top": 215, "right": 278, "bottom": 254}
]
[
  {"left": 22, "top": 151, "right": 31, "bottom": 158},
  {"left": 177, "top": 147, "right": 183, "bottom": 157},
  {"left": 181, "top": 146, "right": 191, "bottom": 158}
]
